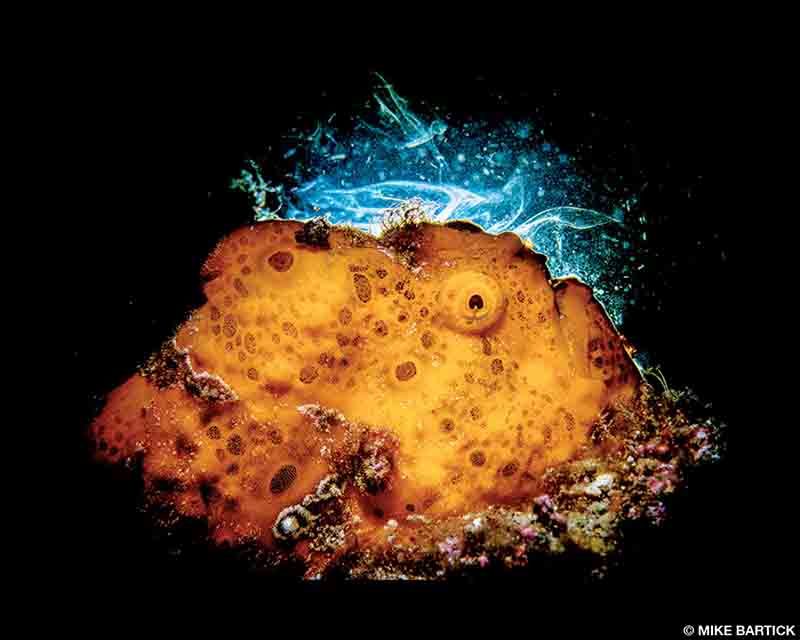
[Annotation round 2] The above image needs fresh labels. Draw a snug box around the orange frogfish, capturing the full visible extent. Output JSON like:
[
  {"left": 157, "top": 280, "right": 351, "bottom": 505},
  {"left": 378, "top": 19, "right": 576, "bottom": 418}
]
[{"left": 90, "top": 213, "right": 717, "bottom": 579}]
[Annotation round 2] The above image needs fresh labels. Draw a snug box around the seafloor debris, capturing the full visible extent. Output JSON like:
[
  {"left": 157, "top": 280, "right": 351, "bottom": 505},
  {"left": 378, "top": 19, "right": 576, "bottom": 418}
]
[{"left": 88, "top": 211, "right": 723, "bottom": 579}]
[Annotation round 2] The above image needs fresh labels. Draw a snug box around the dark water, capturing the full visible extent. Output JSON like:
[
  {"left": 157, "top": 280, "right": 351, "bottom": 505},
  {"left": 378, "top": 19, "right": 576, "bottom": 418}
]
[{"left": 59, "top": 59, "right": 789, "bottom": 632}]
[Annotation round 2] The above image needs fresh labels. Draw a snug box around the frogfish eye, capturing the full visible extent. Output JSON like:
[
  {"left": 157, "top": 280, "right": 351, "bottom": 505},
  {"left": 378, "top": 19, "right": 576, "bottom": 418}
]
[
  {"left": 468, "top": 294, "right": 484, "bottom": 310},
  {"left": 440, "top": 271, "right": 507, "bottom": 334}
]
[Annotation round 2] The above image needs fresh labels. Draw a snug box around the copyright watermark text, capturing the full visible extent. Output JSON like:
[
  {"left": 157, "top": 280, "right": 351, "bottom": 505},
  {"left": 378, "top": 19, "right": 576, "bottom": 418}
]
[{"left": 683, "top": 626, "right": 796, "bottom": 637}]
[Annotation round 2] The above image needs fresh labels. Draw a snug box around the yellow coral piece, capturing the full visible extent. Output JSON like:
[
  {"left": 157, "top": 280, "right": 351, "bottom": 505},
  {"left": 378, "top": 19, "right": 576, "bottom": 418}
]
[{"left": 90, "top": 219, "right": 639, "bottom": 559}]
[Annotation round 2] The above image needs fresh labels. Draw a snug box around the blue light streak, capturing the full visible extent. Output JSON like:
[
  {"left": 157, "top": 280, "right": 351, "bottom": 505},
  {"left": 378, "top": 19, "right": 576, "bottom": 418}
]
[{"left": 231, "top": 74, "right": 645, "bottom": 327}]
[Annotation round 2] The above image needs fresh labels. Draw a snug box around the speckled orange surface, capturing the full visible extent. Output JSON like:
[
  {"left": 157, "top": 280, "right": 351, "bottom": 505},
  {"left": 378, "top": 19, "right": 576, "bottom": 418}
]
[{"left": 90, "top": 217, "right": 639, "bottom": 573}]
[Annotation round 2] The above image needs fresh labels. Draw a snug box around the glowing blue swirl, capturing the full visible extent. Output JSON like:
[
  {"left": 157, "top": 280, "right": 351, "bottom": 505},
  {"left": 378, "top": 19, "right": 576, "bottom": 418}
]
[{"left": 231, "top": 74, "right": 643, "bottom": 326}]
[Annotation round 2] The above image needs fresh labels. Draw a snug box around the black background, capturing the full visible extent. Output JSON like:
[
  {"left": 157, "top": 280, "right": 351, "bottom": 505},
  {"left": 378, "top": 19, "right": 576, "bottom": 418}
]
[{"left": 59, "top": 56, "right": 793, "bottom": 633}]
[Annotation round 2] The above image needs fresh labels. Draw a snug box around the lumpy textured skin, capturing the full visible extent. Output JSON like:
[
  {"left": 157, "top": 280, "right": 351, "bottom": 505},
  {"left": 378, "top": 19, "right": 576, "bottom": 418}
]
[{"left": 90, "top": 219, "right": 639, "bottom": 573}]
